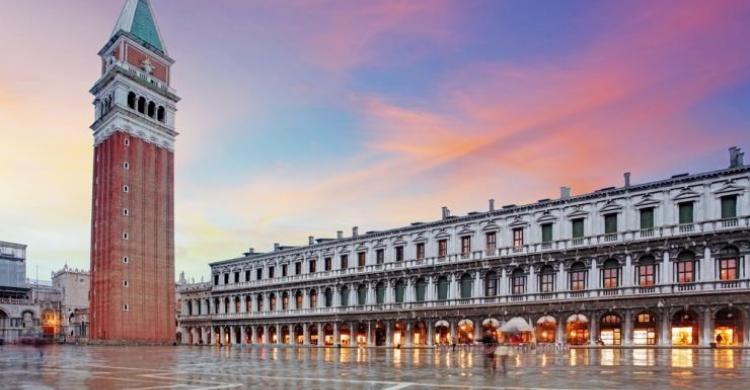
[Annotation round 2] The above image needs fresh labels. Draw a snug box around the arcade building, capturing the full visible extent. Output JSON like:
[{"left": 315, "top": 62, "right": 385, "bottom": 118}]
[{"left": 177, "top": 148, "right": 750, "bottom": 348}]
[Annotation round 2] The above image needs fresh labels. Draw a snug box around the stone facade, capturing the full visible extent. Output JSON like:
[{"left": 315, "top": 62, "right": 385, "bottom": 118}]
[
  {"left": 178, "top": 152, "right": 750, "bottom": 348},
  {"left": 52, "top": 266, "right": 90, "bottom": 338},
  {"left": 89, "top": 0, "right": 177, "bottom": 344}
]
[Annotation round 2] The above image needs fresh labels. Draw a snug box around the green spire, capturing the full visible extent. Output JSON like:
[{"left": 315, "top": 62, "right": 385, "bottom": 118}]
[{"left": 111, "top": 0, "right": 166, "bottom": 54}]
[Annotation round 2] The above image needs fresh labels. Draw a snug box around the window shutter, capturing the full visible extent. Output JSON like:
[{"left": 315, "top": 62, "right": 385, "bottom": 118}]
[
  {"left": 679, "top": 203, "right": 693, "bottom": 224},
  {"left": 640, "top": 208, "right": 654, "bottom": 229},
  {"left": 572, "top": 219, "right": 584, "bottom": 238},
  {"left": 542, "top": 224, "right": 553, "bottom": 242},
  {"left": 721, "top": 196, "right": 737, "bottom": 219}
]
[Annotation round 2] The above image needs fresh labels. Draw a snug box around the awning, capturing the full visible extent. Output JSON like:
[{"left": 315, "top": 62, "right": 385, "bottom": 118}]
[
  {"left": 567, "top": 313, "right": 588, "bottom": 323},
  {"left": 435, "top": 320, "right": 450, "bottom": 328},
  {"left": 500, "top": 317, "right": 533, "bottom": 333},
  {"left": 482, "top": 318, "right": 500, "bottom": 328},
  {"left": 536, "top": 315, "right": 556, "bottom": 325}
]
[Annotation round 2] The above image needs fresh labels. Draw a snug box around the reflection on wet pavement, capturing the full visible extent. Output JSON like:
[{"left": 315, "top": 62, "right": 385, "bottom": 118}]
[{"left": 0, "top": 345, "right": 748, "bottom": 389}]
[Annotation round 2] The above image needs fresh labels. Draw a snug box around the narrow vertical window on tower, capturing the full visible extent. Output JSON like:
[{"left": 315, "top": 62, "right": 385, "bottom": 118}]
[
  {"left": 123, "top": 162, "right": 130, "bottom": 170},
  {"left": 122, "top": 185, "right": 129, "bottom": 193},
  {"left": 122, "top": 208, "right": 129, "bottom": 216},
  {"left": 124, "top": 138, "right": 130, "bottom": 146}
]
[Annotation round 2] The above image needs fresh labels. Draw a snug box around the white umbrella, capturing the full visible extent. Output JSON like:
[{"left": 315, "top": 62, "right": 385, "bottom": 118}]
[
  {"left": 435, "top": 320, "right": 449, "bottom": 328},
  {"left": 500, "top": 317, "right": 533, "bottom": 334}
]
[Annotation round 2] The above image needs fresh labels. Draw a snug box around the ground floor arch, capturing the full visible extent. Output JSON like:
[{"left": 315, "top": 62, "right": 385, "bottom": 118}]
[
  {"left": 566, "top": 313, "right": 589, "bottom": 345},
  {"left": 457, "top": 319, "right": 474, "bottom": 344},
  {"left": 672, "top": 310, "right": 699, "bottom": 346},
  {"left": 599, "top": 313, "right": 622, "bottom": 346},
  {"left": 535, "top": 315, "right": 556, "bottom": 343},
  {"left": 633, "top": 311, "right": 657, "bottom": 346},
  {"left": 413, "top": 320, "right": 427, "bottom": 346},
  {"left": 481, "top": 318, "right": 500, "bottom": 343},
  {"left": 434, "top": 320, "right": 450, "bottom": 345},
  {"left": 714, "top": 307, "right": 744, "bottom": 346}
]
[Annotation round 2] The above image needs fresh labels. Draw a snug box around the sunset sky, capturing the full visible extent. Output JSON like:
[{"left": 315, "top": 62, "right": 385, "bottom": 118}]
[{"left": 1, "top": 0, "right": 749, "bottom": 281}]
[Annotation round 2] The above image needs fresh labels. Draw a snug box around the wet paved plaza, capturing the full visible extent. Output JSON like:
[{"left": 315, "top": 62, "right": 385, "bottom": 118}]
[{"left": 1, "top": 345, "right": 749, "bottom": 389}]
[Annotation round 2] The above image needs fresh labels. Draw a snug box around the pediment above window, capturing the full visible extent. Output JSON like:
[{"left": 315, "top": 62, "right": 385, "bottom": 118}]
[
  {"left": 713, "top": 182, "right": 744, "bottom": 196},
  {"left": 634, "top": 195, "right": 661, "bottom": 209},
  {"left": 391, "top": 236, "right": 407, "bottom": 246},
  {"left": 598, "top": 200, "right": 623, "bottom": 213},
  {"left": 536, "top": 212, "right": 557, "bottom": 223},
  {"left": 672, "top": 187, "right": 701, "bottom": 201},
  {"left": 481, "top": 221, "right": 500, "bottom": 232},
  {"left": 457, "top": 225, "right": 474, "bottom": 235},
  {"left": 355, "top": 243, "right": 367, "bottom": 251},
  {"left": 566, "top": 207, "right": 588, "bottom": 219},
  {"left": 508, "top": 218, "right": 528, "bottom": 228},
  {"left": 435, "top": 229, "right": 451, "bottom": 239}
]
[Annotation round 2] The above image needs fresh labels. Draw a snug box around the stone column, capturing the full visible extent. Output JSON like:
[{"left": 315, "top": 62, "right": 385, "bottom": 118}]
[
  {"left": 701, "top": 307, "right": 713, "bottom": 347},
  {"left": 303, "top": 290, "right": 309, "bottom": 309},
  {"left": 277, "top": 324, "right": 283, "bottom": 345},
  {"left": 662, "top": 252, "right": 671, "bottom": 285},
  {"left": 240, "top": 326, "right": 248, "bottom": 345},
  {"left": 448, "top": 274, "right": 457, "bottom": 300},
  {"left": 219, "top": 326, "right": 225, "bottom": 346},
  {"left": 385, "top": 321, "right": 393, "bottom": 346},
  {"left": 499, "top": 268, "right": 507, "bottom": 296},
  {"left": 589, "top": 260, "right": 599, "bottom": 290},
  {"left": 426, "top": 276, "right": 434, "bottom": 301},
  {"left": 350, "top": 321, "right": 357, "bottom": 346},
  {"left": 349, "top": 285, "right": 357, "bottom": 307},
  {"left": 623, "top": 311, "right": 633, "bottom": 346},
  {"left": 473, "top": 272, "right": 482, "bottom": 299},
  {"left": 660, "top": 310, "right": 671, "bottom": 346},
  {"left": 589, "top": 313, "right": 598, "bottom": 346},
  {"left": 367, "top": 320, "right": 374, "bottom": 347},
  {"left": 527, "top": 266, "right": 536, "bottom": 296},
  {"left": 303, "top": 323, "right": 310, "bottom": 345},
  {"left": 318, "top": 322, "right": 325, "bottom": 346},
  {"left": 427, "top": 324, "right": 434, "bottom": 347},
  {"left": 703, "top": 247, "right": 714, "bottom": 282},
  {"left": 474, "top": 317, "right": 482, "bottom": 342},
  {"left": 450, "top": 320, "right": 457, "bottom": 344},
  {"left": 366, "top": 283, "right": 375, "bottom": 305},
  {"left": 405, "top": 278, "right": 414, "bottom": 302},
  {"left": 557, "top": 265, "right": 566, "bottom": 294},
  {"left": 262, "top": 325, "right": 269, "bottom": 344},
  {"left": 405, "top": 322, "right": 413, "bottom": 347},
  {"left": 624, "top": 256, "right": 632, "bottom": 288},
  {"left": 556, "top": 316, "right": 565, "bottom": 345},
  {"left": 333, "top": 323, "right": 340, "bottom": 345},
  {"left": 333, "top": 286, "right": 340, "bottom": 307}
]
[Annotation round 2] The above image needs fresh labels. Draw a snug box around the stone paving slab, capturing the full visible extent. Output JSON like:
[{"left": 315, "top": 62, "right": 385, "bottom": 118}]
[{"left": 0, "top": 345, "right": 748, "bottom": 389}]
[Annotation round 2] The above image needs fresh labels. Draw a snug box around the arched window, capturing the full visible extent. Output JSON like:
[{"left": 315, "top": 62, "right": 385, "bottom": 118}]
[
  {"left": 570, "top": 262, "right": 587, "bottom": 291},
  {"left": 295, "top": 290, "right": 303, "bottom": 309},
  {"left": 127, "top": 92, "right": 136, "bottom": 109},
  {"left": 437, "top": 276, "right": 449, "bottom": 300},
  {"left": 395, "top": 279, "right": 405, "bottom": 303},
  {"left": 601, "top": 259, "right": 620, "bottom": 289},
  {"left": 357, "top": 284, "right": 367, "bottom": 306},
  {"left": 244, "top": 296, "right": 251, "bottom": 312},
  {"left": 375, "top": 282, "right": 385, "bottom": 304},
  {"left": 511, "top": 268, "right": 525, "bottom": 295},
  {"left": 460, "top": 273, "right": 473, "bottom": 298},
  {"left": 234, "top": 296, "right": 240, "bottom": 313},
  {"left": 718, "top": 246, "right": 739, "bottom": 281},
  {"left": 324, "top": 288, "right": 333, "bottom": 307},
  {"left": 223, "top": 297, "right": 229, "bottom": 313},
  {"left": 340, "top": 286, "right": 349, "bottom": 306},
  {"left": 309, "top": 289, "right": 318, "bottom": 308},
  {"left": 637, "top": 256, "right": 656, "bottom": 286},
  {"left": 147, "top": 101, "right": 156, "bottom": 117},
  {"left": 278, "top": 292, "right": 287, "bottom": 310},
  {"left": 269, "top": 293, "right": 276, "bottom": 311},
  {"left": 187, "top": 300, "right": 193, "bottom": 316},
  {"left": 539, "top": 265, "right": 555, "bottom": 293},
  {"left": 157, "top": 106, "right": 165, "bottom": 122},
  {"left": 484, "top": 271, "right": 497, "bottom": 296},
  {"left": 213, "top": 298, "right": 220, "bottom": 314},
  {"left": 415, "top": 278, "right": 427, "bottom": 302},
  {"left": 676, "top": 251, "right": 696, "bottom": 283},
  {"left": 137, "top": 97, "right": 146, "bottom": 113},
  {"left": 256, "top": 294, "right": 263, "bottom": 311}
]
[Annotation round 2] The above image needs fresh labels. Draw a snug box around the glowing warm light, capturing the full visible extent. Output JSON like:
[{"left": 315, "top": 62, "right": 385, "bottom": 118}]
[{"left": 672, "top": 327, "right": 695, "bottom": 345}]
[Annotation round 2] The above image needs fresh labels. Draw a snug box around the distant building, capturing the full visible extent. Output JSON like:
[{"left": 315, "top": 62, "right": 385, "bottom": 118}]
[
  {"left": 0, "top": 241, "right": 38, "bottom": 343},
  {"left": 52, "top": 266, "right": 90, "bottom": 339}
]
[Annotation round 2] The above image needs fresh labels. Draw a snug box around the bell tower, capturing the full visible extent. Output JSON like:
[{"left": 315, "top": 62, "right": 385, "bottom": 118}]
[{"left": 89, "top": 0, "right": 178, "bottom": 343}]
